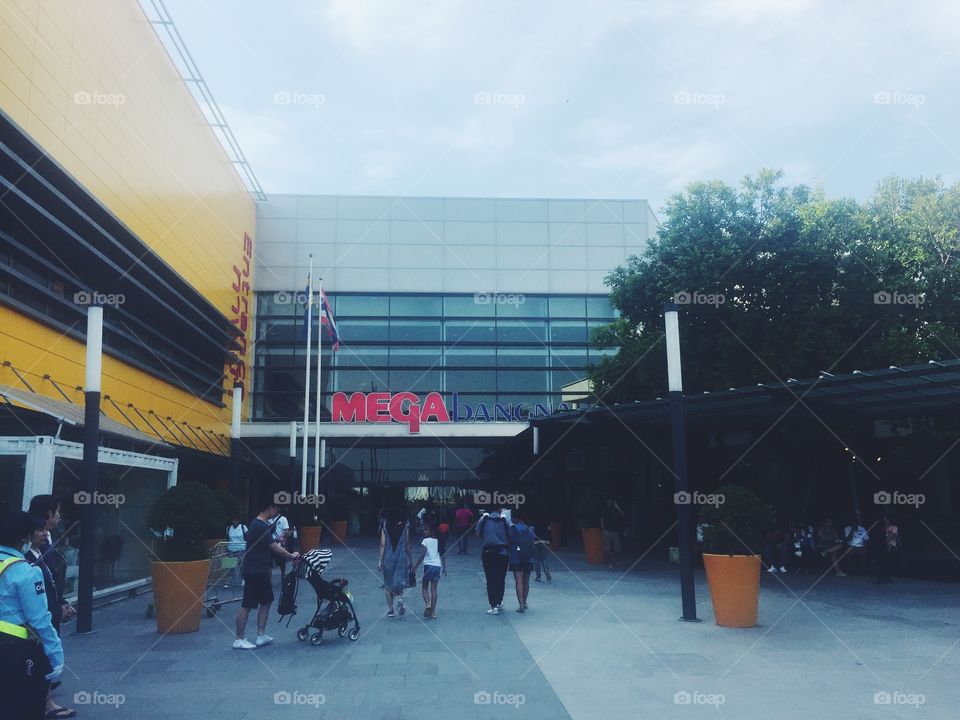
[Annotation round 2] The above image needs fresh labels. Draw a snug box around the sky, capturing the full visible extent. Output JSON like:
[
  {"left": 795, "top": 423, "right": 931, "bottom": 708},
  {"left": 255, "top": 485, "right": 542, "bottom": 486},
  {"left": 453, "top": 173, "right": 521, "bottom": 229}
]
[{"left": 159, "top": 0, "right": 960, "bottom": 213}]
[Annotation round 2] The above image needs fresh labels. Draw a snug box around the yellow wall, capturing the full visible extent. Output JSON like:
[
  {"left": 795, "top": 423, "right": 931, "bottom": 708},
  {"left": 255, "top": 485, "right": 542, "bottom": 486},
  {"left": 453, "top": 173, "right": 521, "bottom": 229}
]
[
  {"left": 0, "top": 0, "right": 256, "bottom": 445},
  {"left": 0, "top": 307, "right": 230, "bottom": 450}
]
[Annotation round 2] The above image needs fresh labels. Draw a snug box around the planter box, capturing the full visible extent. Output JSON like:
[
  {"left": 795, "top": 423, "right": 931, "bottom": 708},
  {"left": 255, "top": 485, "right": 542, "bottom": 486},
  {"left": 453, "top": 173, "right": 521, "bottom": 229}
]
[
  {"left": 702, "top": 553, "right": 761, "bottom": 628},
  {"left": 150, "top": 559, "right": 210, "bottom": 634}
]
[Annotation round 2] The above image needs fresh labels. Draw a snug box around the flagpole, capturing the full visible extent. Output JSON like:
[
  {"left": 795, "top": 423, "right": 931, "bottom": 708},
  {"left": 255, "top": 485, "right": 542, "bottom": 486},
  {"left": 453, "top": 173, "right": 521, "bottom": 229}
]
[
  {"left": 301, "top": 256, "right": 313, "bottom": 498},
  {"left": 313, "top": 277, "right": 323, "bottom": 497}
]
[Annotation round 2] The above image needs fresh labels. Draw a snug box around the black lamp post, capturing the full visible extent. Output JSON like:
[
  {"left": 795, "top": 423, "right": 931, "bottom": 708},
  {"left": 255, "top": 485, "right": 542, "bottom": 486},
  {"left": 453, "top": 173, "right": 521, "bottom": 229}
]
[
  {"left": 665, "top": 302, "right": 699, "bottom": 622},
  {"left": 77, "top": 305, "right": 103, "bottom": 634}
]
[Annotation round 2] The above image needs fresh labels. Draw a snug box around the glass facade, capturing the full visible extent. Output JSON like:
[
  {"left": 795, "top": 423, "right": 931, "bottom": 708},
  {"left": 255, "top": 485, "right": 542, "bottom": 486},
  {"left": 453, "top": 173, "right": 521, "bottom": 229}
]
[{"left": 252, "top": 292, "right": 618, "bottom": 421}]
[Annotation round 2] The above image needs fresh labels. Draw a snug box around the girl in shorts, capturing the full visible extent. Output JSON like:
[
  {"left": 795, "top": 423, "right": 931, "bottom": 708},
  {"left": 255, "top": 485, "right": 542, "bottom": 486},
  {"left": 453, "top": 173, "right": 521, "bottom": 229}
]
[{"left": 412, "top": 522, "right": 444, "bottom": 619}]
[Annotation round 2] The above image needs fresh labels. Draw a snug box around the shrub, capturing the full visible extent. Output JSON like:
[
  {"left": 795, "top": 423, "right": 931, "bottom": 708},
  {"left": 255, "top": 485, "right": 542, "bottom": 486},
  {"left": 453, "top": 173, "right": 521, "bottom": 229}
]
[
  {"left": 147, "top": 482, "right": 230, "bottom": 562},
  {"left": 698, "top": 484, "right": 775, "bottom": 556}
]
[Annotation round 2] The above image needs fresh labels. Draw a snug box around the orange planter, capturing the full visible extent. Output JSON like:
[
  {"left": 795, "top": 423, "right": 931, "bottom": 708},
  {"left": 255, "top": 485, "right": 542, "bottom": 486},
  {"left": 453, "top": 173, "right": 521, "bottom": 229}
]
[
  {"left": 549, "top": 522, "right": 562, "bottom": 551},
  {"left": 299, "top": 525, "right": 322, "bottom": 552},
  {"left": 702, "top": 553, "right": 761, "bottom": 628},
  {"left": 581, "top": 528, "right": 605, "bottom": 564},
  {"left": 326, "top": 520, "right": 348, "bottom": 545},
  {"left": 150, "top": 559, "right": 209, "bottom": 634}
]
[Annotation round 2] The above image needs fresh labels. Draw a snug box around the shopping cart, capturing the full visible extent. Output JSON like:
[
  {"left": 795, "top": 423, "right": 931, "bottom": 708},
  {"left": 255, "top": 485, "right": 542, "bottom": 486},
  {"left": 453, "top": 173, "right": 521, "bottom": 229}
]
[{"left": 203, "top": 541, "right": 244, "bottom": 617}]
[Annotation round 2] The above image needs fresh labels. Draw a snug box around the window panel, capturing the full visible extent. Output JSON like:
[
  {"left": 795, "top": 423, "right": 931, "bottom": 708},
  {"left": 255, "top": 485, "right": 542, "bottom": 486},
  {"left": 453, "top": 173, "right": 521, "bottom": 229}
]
[
  {"left": 336, "top": 295, "right": 389, "bottom": 316},
  {"left": 550, "top": 320, "right": 588, "bottom": 343},
  {"left": 495, "top": 295, "right": 547, "bottom": 318},
  {"left": 389, "top": 369, "right": 442, "bottom": 391},
  {"left": 390, "top": 320, "right": 442, "bottom": 342},
  {"left": 496, "top": 320, "right": 547, "bottom": 343},
  {"left": 445, "top": 322, "right": 496, "bottom": 344},
  {"left": 390, "top": 295, "right": 442, "bottom": 316},
  {"left": 446, "top": 370, "right": 496, "bottom": 393},
  {"left": 337, "top": 346, "right": 389, "bottom": 367},
  {"left": 445, "top": 347, "right": 497, "bottom": 367},
  {"left": 497, "top": 347, "right": 548, "bottom": 368},
  {"left": 339, "top": 319, "right": 389, "bottom": 342},
  {"left": 586, "top": 296, "right": 617, "bottom": 318},
  {"left": 390, "top": 347, "right": 442, "bottom": 367},
  {"left": 549, "top": 296, "right": 586, "bottom": 317},
  {"left": 497, "top": 370, "right": 549, "bottom": 392},
  {"left": 443, "top": 295, "right": 495, "bottom": 317}
]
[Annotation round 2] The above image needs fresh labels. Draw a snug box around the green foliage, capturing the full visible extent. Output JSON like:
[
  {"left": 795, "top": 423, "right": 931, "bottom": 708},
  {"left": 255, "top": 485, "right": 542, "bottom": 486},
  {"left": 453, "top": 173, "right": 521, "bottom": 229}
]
[
  {"left": 590, "top": 170, "right": 960, "bottom": 401},
  {"left": 147, "top": 482, "right": 231, "bottom": 562},
  {"left": 699, "top": 485, "right": 775, "bottom": 556},
  {"left": 577, "top": 496, "right": 603, "bottom": 529},
  {"left": 325, "top": 494, "right": 350, "bottom": 521}
]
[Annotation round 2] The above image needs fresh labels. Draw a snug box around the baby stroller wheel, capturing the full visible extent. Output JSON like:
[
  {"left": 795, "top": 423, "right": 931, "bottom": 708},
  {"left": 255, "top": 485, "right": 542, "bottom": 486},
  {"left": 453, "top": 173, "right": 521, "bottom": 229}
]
[
  {"left": 310, "top": 632, "right": 323, "bottom": 646},
  {"left": 349, "top": 627, "right": 360, "bottom": 641},
  {"left": 296, "top": 627, "right": 309, "bottom": 642},
  {"left": 338, "top": 624, "right": 348, "bottom": 637}
]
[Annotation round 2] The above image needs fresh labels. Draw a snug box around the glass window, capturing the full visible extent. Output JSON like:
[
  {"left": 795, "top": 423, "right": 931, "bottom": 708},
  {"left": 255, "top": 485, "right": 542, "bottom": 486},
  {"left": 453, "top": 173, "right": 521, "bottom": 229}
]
[
  {"left": 257, "top": 318, "right": 299, "bottom": 343},
  {"left": 336, "top": 295, "right": 389, "bottom": 316},
  {"left": 391, "top": 295, "right": 442, "bottom": 316},
  {"left": 339, "top": 319, "right": 389, "bottom": 342},
  {"left": 496, "top": 295, "right": 547, "bottom": 318},
  {"left": 552, "top": 369, "right": 587, "bottom": 392},
  {"left": 390, "top": 347, "right": 442, "bottom": 367},
  {"left": 549, "top": 296, "right": 586, "bottom": 317},
  {"left": 390, "top": 320, "right": 442, "bottom": 342},
  {"left": 443, "top": 295, "right": 496, "bottom": 317},
  {"left": 335, "top": 370, "right": 387, "bottom": 392},
  {"left": 445, "top": 322, "right": 496, "bottom": 344},
  {"left": 586, "top": 296, "right": 618, "bottom": 318},
  {"left": 258, "top": 292, "right": 300, "bottom": 316},
  {"left": 497, "top": 370, "right": 549, "bottom": 392},
  {"left": 389, "top": 369, "right": 442, "bottom": 391},
  {"left": 551, "top": 347, "right": 589, "bottom": 369},
  {"left": 550, "top": 320, "right": 588, "bottom": 343},
  {"left": 445, "top": 348, "right": 497, "bottom": 367},
  {"left": 497, "top": 347, "right": 548, "bottom": 367},
  {"left": 496, "top": 320, "right": 547, "bottom": 343},
  {"left": 336, "top": 346, "right": 389, "bottom": 367},
  {"left": 446, "top": 370, "right": 497, "bottom": 393}
]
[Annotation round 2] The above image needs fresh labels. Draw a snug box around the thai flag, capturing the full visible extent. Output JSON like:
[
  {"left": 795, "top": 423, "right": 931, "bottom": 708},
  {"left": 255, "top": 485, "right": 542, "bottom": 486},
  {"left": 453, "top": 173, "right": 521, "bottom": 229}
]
[{"left": 320, "top": 288, "right": 339, "bottom": 351}]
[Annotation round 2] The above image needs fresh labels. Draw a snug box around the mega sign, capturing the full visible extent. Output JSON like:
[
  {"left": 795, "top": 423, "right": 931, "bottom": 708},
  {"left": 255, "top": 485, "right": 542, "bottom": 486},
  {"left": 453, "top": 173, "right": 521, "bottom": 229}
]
[{"left": 331, "top": 391, "right": 570, "bottom": 433}]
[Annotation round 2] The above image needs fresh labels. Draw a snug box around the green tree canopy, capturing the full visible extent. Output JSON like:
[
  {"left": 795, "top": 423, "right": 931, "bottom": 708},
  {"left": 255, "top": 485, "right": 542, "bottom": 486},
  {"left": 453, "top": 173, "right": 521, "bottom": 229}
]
[{"left": 590, "top": 170, "right": 960, "bottom": 402}]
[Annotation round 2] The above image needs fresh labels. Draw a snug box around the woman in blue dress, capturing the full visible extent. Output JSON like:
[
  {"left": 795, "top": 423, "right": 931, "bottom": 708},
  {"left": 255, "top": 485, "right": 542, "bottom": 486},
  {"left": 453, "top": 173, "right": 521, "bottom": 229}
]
[{"left": 377, "top": 507, "right": 412, "bottom": 617}]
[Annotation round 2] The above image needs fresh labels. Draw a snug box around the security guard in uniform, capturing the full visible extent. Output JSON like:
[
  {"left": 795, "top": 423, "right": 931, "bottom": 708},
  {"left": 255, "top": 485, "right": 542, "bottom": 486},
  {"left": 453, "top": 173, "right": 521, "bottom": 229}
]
[{"left": 0, "top": 511, "right": 64, "bottom": 719}]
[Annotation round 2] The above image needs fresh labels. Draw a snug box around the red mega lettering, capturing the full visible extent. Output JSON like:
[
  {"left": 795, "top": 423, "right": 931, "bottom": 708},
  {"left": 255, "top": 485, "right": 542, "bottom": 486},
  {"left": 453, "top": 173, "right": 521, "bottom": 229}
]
[{"left": 330, "top": 391, "right": 449, "bottom": 433}]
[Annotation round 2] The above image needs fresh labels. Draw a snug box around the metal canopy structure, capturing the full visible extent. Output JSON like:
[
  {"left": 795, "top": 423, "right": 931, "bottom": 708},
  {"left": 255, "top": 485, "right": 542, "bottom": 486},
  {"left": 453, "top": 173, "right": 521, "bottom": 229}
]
[{"left": 530, "top": 360, "right": 960, "bottom": 430}]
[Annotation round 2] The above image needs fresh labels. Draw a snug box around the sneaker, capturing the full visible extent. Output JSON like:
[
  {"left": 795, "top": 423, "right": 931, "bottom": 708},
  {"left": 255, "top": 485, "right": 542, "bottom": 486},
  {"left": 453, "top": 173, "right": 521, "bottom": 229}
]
[
  {"left": 232, "top": 639, "right": 256, "bottom": 650},
  {"left": 767, "top": 566, "right": 777, "bottom": 573},
  {"left": 535, "top": 576, "right": 542, "bottom": 582},
  {"left": 423, "top": 606, "right": 432, "bottom": 618},
  {"left": 545, "top": 569, "right": 552, "bottom": 582},
  {"left": 255, "top": 634, "right": 273, "bottom": 647},
  {"left": 779, "top": 567, "right": 788, "bottom": 574},
  {"left": 387, "top": 610, "right": 395, "bottom": 617},
  {"left": 486, "top": 606, "right": 500, "bottom": 615}
]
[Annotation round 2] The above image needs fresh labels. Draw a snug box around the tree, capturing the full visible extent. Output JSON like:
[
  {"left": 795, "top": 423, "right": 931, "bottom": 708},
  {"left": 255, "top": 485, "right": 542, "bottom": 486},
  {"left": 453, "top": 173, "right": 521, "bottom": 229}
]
[{"left": 590, "top": 170, "right": 960, "bottom": 402}]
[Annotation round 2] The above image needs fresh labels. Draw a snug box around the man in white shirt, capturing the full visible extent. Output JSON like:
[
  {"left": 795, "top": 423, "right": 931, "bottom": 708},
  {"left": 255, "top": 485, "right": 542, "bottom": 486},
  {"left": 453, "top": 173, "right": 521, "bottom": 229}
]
[
  {"left": 843, "top": 515, "right": 870, "bottom": 574},
  {"left": 272, "top": 512, "right": 291, "bottom": 576}
]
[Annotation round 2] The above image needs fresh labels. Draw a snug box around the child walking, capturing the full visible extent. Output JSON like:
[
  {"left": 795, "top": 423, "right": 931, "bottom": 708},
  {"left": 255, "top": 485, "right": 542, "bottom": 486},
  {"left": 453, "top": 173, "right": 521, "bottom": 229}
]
[{"left": 412, "top": 522, "right": 444, "bottom": 619}]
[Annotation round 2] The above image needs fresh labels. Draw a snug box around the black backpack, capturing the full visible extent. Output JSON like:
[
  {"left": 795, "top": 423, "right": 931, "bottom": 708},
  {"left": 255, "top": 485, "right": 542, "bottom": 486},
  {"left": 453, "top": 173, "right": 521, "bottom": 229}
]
[{"left": 277, "top": 569, "right": 298, "bottom": 619}]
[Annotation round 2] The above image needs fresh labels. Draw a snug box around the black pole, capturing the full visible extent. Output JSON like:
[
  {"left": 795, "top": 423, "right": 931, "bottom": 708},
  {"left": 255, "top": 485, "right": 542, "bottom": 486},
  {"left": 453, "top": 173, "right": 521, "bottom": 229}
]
[
  {"left": 230, "top": 383, "right": 242, "bottom": 499},
  {"left": 77, "top": 306, "right": 103, "bottom": 635},
  {"left": 670, "top": 390, "right": 699, "bottom": 621}
]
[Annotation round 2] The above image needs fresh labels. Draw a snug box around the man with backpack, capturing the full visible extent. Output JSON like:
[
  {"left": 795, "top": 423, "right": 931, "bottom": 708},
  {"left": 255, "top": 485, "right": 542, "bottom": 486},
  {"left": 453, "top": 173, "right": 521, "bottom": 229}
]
[
  {"left": 508, "top": 509, "right": 536, "bottom": 613},
  {"left": 476, "top": 509, "right": 510, "bottom": 615}
]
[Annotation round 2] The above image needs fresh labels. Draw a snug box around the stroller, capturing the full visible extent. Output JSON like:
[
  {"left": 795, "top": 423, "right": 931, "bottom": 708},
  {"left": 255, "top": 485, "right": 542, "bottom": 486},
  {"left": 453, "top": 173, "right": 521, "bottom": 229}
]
[{"left": 280, "top": 548, "right": 360, "bottom": 646}]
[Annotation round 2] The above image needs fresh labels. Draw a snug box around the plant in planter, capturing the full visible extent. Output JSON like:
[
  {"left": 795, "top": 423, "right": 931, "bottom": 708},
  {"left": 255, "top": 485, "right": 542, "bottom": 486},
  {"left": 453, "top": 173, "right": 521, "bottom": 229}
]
[
  {"left": 146, "top": 482, "right": 226, "bottom": 633},
  {"left": 577, "top": 496, "right": 605, "bottom": 564},
  {"left": 697, "top": 484, "right": 775, "bottom": 628}
]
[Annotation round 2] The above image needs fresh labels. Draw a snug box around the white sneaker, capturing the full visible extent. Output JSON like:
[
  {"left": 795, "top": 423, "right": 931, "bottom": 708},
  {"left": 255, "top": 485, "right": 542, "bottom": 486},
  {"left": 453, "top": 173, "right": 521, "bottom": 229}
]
[
  {"left": 779, "top": 567, "right": 788, "bottom": 574},
  {"left": 233, "top": 639, "right": 256, "bottom": 650},
  {"left": 486, "top": 606, "right": 501, "bottom": 615},
  {"left": 255, "top": 634, "right": 274, "bottom": 647},
  {"left": 767, "top": 566, "right": 777, "bottom": 573}
]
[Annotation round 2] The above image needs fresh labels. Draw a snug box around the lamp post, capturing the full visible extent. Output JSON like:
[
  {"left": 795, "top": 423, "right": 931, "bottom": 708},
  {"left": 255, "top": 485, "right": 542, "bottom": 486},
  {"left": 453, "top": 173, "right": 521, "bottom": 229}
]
[
  {"left": 230, "top": 383, "right": 242, "bottom": 500},
  {"left": 664, "top": 302, "right": 699, "bottom": 622},
  {"left": 77, "top": 305, "right": 103, "bottom": 634}
]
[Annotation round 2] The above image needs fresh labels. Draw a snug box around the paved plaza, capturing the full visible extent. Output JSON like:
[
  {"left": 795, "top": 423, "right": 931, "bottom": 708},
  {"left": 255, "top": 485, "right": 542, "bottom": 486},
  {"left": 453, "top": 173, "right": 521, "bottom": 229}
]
[{"left": 59, "top": 539, "right": 957, "bottom": 719}]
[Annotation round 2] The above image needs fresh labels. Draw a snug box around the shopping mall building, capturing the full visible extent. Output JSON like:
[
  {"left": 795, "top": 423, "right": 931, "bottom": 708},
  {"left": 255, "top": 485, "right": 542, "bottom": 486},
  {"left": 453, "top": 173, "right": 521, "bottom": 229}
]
[{"left": 0, "top": 1, "right": 654, "bottom": 592}]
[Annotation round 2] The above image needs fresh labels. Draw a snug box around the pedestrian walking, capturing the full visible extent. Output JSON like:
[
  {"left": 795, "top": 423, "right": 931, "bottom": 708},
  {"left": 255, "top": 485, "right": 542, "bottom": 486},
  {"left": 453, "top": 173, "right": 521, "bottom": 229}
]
[
  {"left": 411, "top": 522, "right": 444, "bottom": 619},
  {"left": 27, "top": 495, "right": 75, "bottom": 719},
  {"left": 601, "top": 499, "right": 625, "bottom": 569},
  {"left": 477, "top": 510, "right": 510, "bottom": 614},
  {"left": 233, "top": 495, "right": 300, "bottom": 649},
  {"left": 378, "top": 508, "right": 412, "bottom": 618},
  {"left": 0, "top": 510, "right": 64, "bottom": 719},
  {"left": 508, "top": 510, "right": 536, "bottom": 612},
  {"left": 454, "top": 501, "right": 474, "bottom": 554}
]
